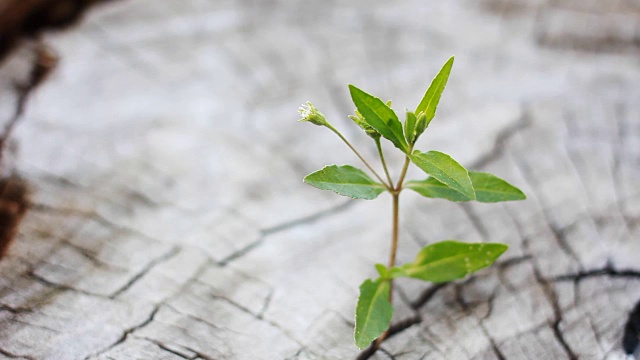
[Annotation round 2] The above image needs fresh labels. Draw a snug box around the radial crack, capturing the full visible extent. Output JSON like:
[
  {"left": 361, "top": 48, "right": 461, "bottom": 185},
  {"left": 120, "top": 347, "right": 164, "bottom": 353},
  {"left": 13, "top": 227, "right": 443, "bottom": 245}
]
[
  {"left": 110, "top": 246, "right": 181, "bottom": 298},
  {"left": 356, "top": 314, "right": 421, "bottom": 360},
  {"left": 261, "top": 200, "right": 354, "bottom": 236},
  {"left": 534, "top": 269, "right": 578, "bottom": 360},
  {"left": 84, "top": 306, "right": 160, "bottom": 360},
  {"left": 471, "top": 109, "right": 531, "bottom": 169},
  {"left": 155, "top": 342, "right": 193, "bottom": 360},
  {"left": 219, "top": 200, "right": 354, "bottom": 266}
]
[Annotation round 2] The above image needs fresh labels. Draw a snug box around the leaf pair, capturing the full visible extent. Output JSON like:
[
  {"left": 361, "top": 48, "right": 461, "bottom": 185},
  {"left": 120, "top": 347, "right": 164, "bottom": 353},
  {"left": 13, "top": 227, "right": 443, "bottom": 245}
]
[
  {"left": 354, "top": 241, "right": 508, "bottom": 349},
  {"left": 303, "top": 159, "right": 525, "bottom": 203}
]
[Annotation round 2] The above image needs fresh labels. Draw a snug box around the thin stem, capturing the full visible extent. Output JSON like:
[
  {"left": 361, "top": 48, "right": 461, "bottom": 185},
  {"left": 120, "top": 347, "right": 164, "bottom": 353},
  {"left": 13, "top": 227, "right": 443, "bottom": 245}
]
[
  {"left": 327, "top": 125, "right": 392, "bottom": 190},
  {"left": 374, "top": 193, "right": 400, "bottom": 348},
  {"left": 388, "top": 193, "right": 400, "bottom": 289},
  {"left": 375, "top": 138, "right": 394, "bottom": 187},
  {"left": 395, "top": 154, "right": 412, "bottom": 191},
  {"left": 375, "top": 152, "right": 412, "bottom": 349}
]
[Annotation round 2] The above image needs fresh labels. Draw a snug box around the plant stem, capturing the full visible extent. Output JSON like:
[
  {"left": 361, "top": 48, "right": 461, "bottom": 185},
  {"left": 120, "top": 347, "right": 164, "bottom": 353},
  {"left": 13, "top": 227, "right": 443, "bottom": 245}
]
[
  {"left": 376, "top": 153, "right": 412, "bottom": 347},
  {"left": 388, "top": 193, "right": 400, "bottom": 296},
  {"left": 395, "top": 154, "right": 412, "bottom": 191},
  {"left": 388, "top": 154, "right": 412, "bottom": 299},
  {"left": 375, "top": 137, "right": 394, "bottom": 187},
  {"left": 327, "top": 125, "right": 392, "bottom": 190}
]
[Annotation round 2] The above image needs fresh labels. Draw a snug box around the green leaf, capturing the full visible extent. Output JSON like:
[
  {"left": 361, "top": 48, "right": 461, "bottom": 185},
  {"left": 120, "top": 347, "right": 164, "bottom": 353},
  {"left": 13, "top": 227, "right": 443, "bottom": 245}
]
[
  {"left": 391, "top": 241, "right": 508, "bottom": 283},
  {"left": 304, "top": 165, "right": 386, "bottom": 200},
  {"left": 406, "top": 177, "right": 472, "bottom": 202},
  {"left": 375, "top": 264, "right": 389, "bottom": 279},
  {"left": 348, "top": 85, "right": 409, "bottom": 153},
  {"left": 407, "top": 171, "right": 526, "bottom": 203},
  {"left": 354, "top": 278, "right": 393, "bottom": 349},
  {"left": 468, "top": 171, "right": 525, "bottom": 202},
  {"left": 414, "top": 111, "right": 429, "bottom": 139},
  {"left": 415, "top": 57, "right": 454, "bottom": 123},
  {"left": 404, "top": 111, "right": 417, "bottom": 144},
  {"left": 409, "top": 150, "right": 475, "bottom": 200}
]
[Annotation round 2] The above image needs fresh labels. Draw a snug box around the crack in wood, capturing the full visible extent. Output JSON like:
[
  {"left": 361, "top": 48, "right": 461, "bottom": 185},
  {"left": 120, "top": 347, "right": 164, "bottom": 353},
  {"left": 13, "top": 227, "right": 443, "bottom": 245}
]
[
  {"left": 533, "top": 266, "right": 578, "bottom": 360},
  {"left": 27, "top": 270, "right": 107, "bottom": 298},
  {"left": 410, "top": 284, "right": 448, "bottom": 310},
  {"left": 110, "top": 246, "right": 181, "bottom": 299},
  {"left": 261, "top": 199, "right": 354, "bottom": 236},
  {"left": 455, "top": 283, "right": 508, "bottom": 360},
  {"left": 0, "top": 44, "right": 56, "bottom": 159},
  {"left": 548, "top": 223, "right": 584, "bottom": 271},
  {"left": 0, "top": 347, "right": 35, "bottom": 360},
  {"left": 357, "top": 255, "right": 533, "bottom": 359},
  {"left": 459, "top": 203, "right": 490, "bottom": 241},
  {"left": 356, "top": 314, "right": 422, "bottom": 360},
  {"left": 60, "top": 239, "right": 127, "bottom": 271},
  {"left": 471, "top": 109, "right": 531, "bottom": 169},
  {"left": 0, "top": 43, "right": 56, "bottom": 261},
  {"left": 257, "top": 288, "right": 274, "bottom": 319},
  {"left": 515, "top": 205, "right": 580, "bottom": 359},
  {"left": 162, "top": 304, "right": 224, "bottom": 332},
  {"left": 12, "top": 317, "right": 59, "bottom": 334},
  {"left": 29, "top": 202, "right": 145, "bottom": 240},
  {"left": 0, "top": 304, "right": 32, "bottom": 314},
  {"left": 284, "top": 347, "right": 308, "bottom": 360},
  {"left": 377, "top": 347, "right": 397, "bottom": 360},
  {"left": 623, "top": 300, "right": 640, "bottom": 355},
  {"left": 84, "top": 306, "right": 160, "bottom": 360},
  {"left": 155, "top": 341, "right": 195, "bottom": 360},
  {"left": 219, "top": 200, "right": 354, "bottom": 266},
  {"left": 511, "top": 154, "right": 586, "bottom": 271},
  {"left": 208, "top": 294, "right": 304, "bottom": 347},
  {"left": 552, "top": 266, "right": 640, "bottom": 283}
]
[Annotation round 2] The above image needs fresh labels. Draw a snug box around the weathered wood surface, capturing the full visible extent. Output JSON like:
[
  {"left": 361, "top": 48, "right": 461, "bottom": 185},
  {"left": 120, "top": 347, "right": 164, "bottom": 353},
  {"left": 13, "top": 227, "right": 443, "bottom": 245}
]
[{"left": 1, "top": 0, "right": 640, "bottom": 359}]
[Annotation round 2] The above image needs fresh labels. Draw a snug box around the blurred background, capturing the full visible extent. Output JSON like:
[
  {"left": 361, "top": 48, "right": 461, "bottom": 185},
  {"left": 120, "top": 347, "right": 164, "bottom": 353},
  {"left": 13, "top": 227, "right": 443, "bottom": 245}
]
[{"left": 0, "top": 0, "right": 639, "bottom": 359}]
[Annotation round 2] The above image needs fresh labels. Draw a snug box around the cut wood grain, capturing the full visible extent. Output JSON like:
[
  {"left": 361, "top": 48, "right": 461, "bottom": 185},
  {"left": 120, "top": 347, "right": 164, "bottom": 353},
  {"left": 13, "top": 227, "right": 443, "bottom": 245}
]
[{"left": 0, "top": 0, "right": 639, "bottom": 359}]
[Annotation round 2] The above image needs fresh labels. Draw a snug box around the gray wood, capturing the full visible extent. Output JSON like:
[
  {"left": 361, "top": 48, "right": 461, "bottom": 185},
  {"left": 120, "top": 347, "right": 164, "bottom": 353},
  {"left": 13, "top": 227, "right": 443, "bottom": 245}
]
[{"left": 1, "top": 0, "right": 639, "bottom": 359}]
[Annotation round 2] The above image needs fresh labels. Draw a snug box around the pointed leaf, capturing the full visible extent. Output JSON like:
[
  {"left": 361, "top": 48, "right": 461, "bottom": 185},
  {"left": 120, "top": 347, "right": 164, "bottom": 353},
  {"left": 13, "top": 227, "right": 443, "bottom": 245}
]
[
  {"left": 391, "top": 241, "right": 508, "bottom": 283},
  {"left": 414, "top": 111, "right": 429, "bottom": 139},
  {"left": 354, "top": 278, "right": 393, "bottom": 349},
  {"left": 375, "top": 264, "right": 389, "bottom": 279},
  {"left": 349, "top": 85, "right": 409, "bottom": 153},
  {"left": 415, "top": 57, "right": 454, "bottom": 123},
  {"left": 404, "top": 111, "right": 417, "bottom": 144},
  {"left": 467, "top": 171, "right": 526, "bottom": 202},
  {"left": 304, "top": 165, "right": 386, "bottom": 200},
  {"left": 407, "top": 171, "right": 526, "bottom": 203},
  {"left": 406, "top": 177, "right": 472, "bottom": 202},
  {"left": 409, "top": 150, "right": 475, "bottom": 199}
]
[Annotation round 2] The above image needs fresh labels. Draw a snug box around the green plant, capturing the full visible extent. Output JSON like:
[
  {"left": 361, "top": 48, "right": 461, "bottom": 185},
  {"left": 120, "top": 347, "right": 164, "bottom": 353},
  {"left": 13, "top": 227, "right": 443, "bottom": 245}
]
[{"left": 298, "top": 57, "right": 526, "bottom": 350}]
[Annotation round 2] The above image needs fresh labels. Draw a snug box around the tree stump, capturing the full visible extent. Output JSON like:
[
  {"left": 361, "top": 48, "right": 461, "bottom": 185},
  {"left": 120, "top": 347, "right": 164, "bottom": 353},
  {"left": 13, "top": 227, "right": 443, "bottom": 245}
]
[{"left": 0, "top": 0, "right": 639, "bottom": 359}]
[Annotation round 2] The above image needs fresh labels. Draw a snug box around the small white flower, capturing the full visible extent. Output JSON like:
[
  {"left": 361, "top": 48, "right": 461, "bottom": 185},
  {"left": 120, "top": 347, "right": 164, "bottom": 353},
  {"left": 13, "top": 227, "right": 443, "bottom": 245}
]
[{"left": 298, "top": 102, "right": 328, "bottom": 127}]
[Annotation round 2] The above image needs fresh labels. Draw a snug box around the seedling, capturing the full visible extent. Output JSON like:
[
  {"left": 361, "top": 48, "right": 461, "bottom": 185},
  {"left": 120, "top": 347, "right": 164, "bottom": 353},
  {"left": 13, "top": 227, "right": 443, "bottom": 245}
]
[{"left": 298, "top": 57, "right": 526, "bottom": 350}]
